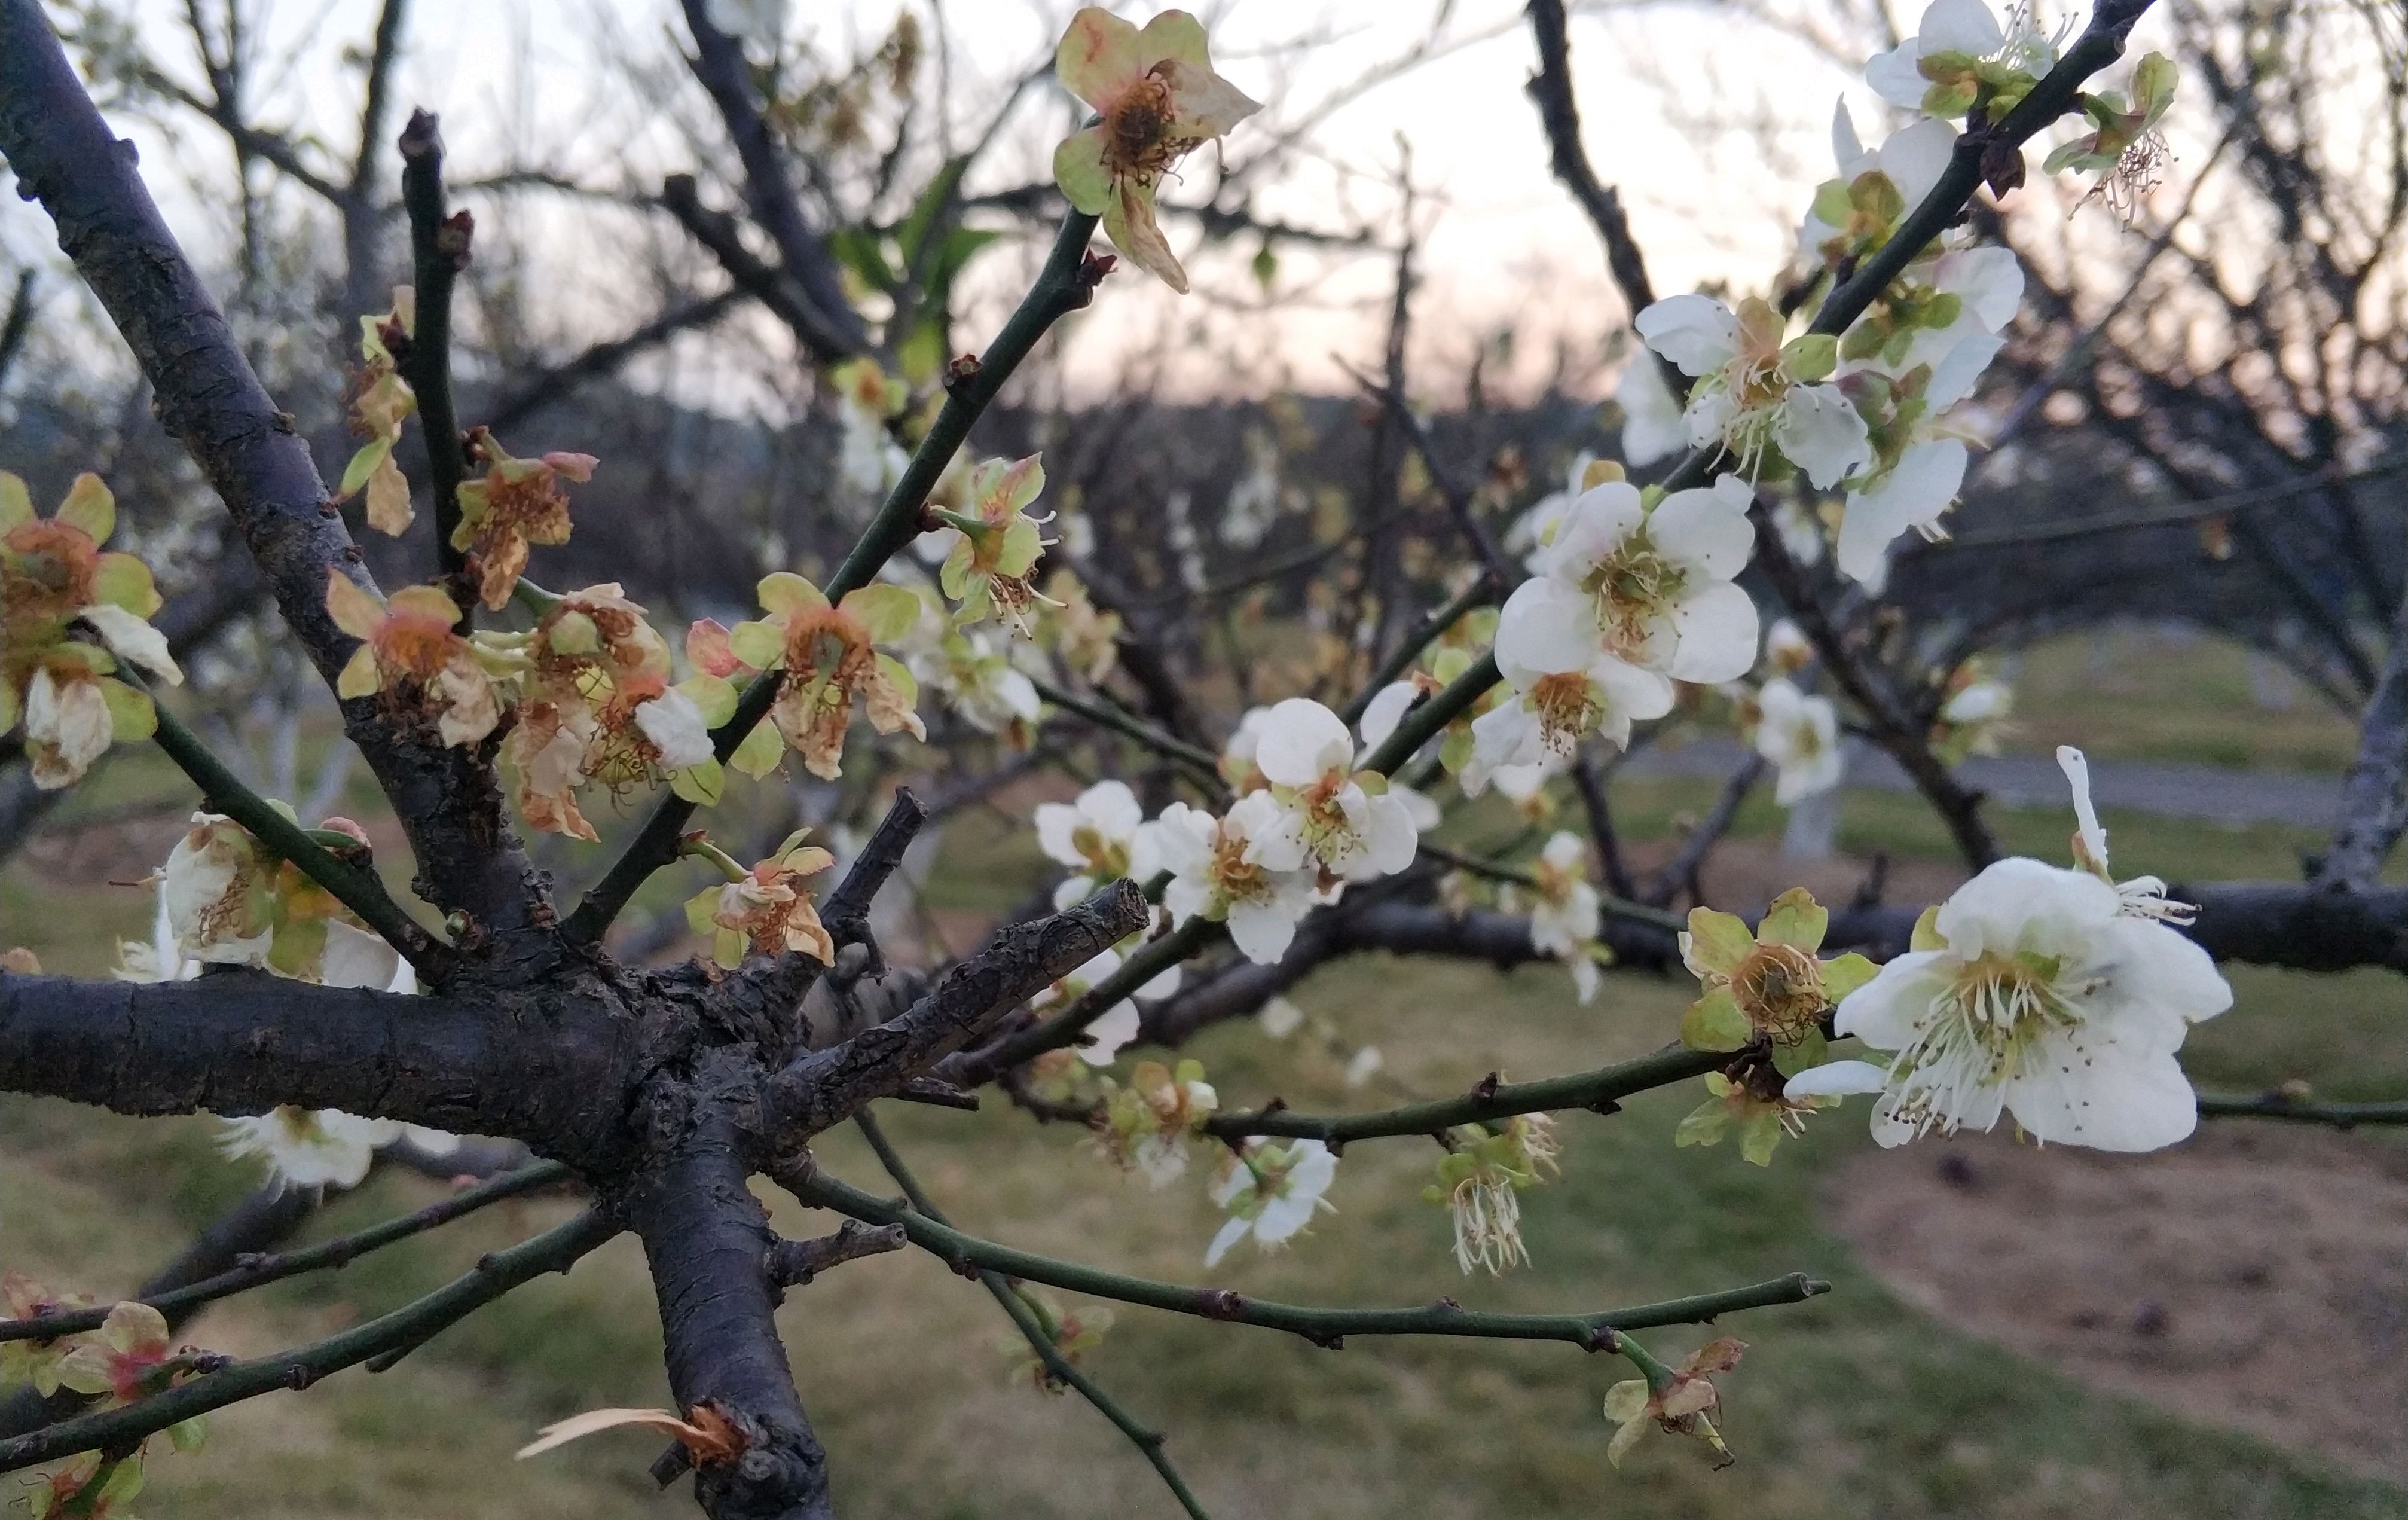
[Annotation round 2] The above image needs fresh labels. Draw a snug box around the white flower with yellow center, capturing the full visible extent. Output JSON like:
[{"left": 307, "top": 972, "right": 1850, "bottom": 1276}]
[
  {"left": 1527, "top": 831, "right": 1604, "bottom": 1003},
  {"left": 1524, "top": 474, "right": 1760, "bottom": 682},
  {"left": 1636, "top": 294, "right": 1872, "bottom": 488},
  {"left": 1752, "top": 678, "right": 1844, "bottom": 804},
  {"left": 1028, "top": 947, "right": 1145, "bottom": 1067},
  {"left": 1205, "top": 1138, "right": 1339, "bottom": 1268},
  {"left": 1035, "top": 779, "right": 1155, "bottom": 908},
  {"left": 1147, "top": 795, "right": 1319, "bottom": 964},
  {"left": 1866, "top": 0, "right": 2065, "bottom": 118},
  {"left": 1246, "top": 698, "right": 1420, "bottom": 883},
  {"left": 1791, "top": 856, "right": 2231, "bottom": 1150}
]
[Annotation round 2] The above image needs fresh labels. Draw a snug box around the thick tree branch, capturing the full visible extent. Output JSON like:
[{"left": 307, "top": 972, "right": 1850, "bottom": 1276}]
[
  {"left": 622, "top": 1059, "right": 833, "bottom": 1520},
  {"left": 0, "top": 971, "right": 634, "bottom": 1162},
  {"left": 2319, "top": 582, "right": 2408, "bottom": 889}
]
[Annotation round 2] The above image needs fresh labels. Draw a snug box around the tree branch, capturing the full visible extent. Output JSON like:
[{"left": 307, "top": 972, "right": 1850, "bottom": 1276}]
[
  {"left": 396, "top": 108, "right": 474, "bottom": 612},
  {"left": 676, "top": 0, "right": 869, "bottom": 364},
  {"left": 0, "top": 1210, "right": 614, "bottom": 1475},
  {"left": 851, "top": 1109, "right": 1212, "bottom": 1520},
  {"left": 783, "top": 1164, "right": 1827, "bottom": 1352},
  {"left": 0, "top": 970, "right": 632, "bottom": 1161},
  {"left": 561, "top": 208, "right": 1104, "bottom": 945},
  {"left": 0, "top": 1161, "right": 571, "bottom": 1344}
]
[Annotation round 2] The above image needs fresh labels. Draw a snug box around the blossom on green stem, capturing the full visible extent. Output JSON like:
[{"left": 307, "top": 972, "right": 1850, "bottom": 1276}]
[
  {"left": 1602, "top": 1336, "right": 1746, "bottom": 1467},
  {"left": 1051, "top": 7, "right": 1261, "bottom": 293},
  {"left": 340, "top": 286, "right": 418, "bottom": 536},
  {"left": 1424, "top": 1113, "right": 1561, "bottom": 1275},
  {"left": 937, "top": 454, "right": 1054, "bottom": 636}
]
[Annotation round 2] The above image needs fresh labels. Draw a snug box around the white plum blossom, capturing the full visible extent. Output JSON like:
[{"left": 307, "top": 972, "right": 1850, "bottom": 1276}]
[
  {"left": 1754, "top": 678, "right": 1844, "bottom": 804},
  {"left": 1506, "top": 453, "right": 1599, "bottom": 564},
  {"left": 1219, "top": 705, "right": 1275, "bottom": 793},
  {"left": 1204, "top": 1138, "right": 1339, "bottom": 1267},
  {"left": 218, "top": 1109, "right": 401, "bottom": 1191},
  {"left": 1527, "top": 830, "right": 1605, "bottom": 1003},
  {"left": 1036, "top": 779, "right": 1154, "bottom": 908},
  {"left": 1247, "top": 698, "right": 1420, "bottom": 883},
  {"left": 1636, "top": 294, "right": 1872, "bottom": 487},
  {"left": 2058, "top": 744, "right": 2192, "bottom": 922},
  {"left": 1866, "top": 0, "right": 2065, "bottom": 117},
  {"left": 1344, "top": 1045, "right": 1383, "bottom": 1089},
  {"left": 1619, "top": 361, "right": 1687, "bottom": 468},
  {"left": 161, "top": 812, "right": 273, "bottom": 967},
  {"left": 1793, "top": 856, "right": 2232, "bottom": 1150},
  {"left": 1799, "top": 108, "right": 1955, "bottom": 265},
  {"left": 908, "top": 625, "right": 1042, "bottom": 734},
  {"left": 1524, "top": 474, "right": 1761, "bottom": 682},
  {"left": 23, "top": 666, "right": 112, "bottom": 791},
  {"left": 1029, "top": 947, "right": 1144, "bottom": 1066},
  {"left": 1148, "top": 795, "right": 1321, "bottom": 963},
  {"left": 1764, "top": 617, "right": 1815, "bottom": 676},
  {"left": 1465, "top": 639, "right": 1673, "bottom": 796},
  {"left": 1838, "top": 438, "right": 1968, "bottom": 589}
]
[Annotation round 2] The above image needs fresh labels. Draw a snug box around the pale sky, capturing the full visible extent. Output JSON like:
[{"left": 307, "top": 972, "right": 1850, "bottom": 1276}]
[{"left": 23, "top": 0, "right": 2187, "bottom": 407}]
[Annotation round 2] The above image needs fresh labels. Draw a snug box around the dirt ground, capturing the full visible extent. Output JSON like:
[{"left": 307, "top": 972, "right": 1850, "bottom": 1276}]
[{"left": 1827, "top": 1124, "right": 2408, "bottom": 1483}]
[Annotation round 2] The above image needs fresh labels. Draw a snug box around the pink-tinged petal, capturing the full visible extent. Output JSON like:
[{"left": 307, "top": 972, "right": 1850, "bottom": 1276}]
[
  {"left": 1056, "top": 7, "right": 1145, "bottom": 109},
  {"left": 540, "top": 451, "right": 599, "bottom": 483},
  {"left": 325, "top": 570, "right": 386, "bottom": 640},
  {"left": 389, "top": 584, "right": 465, "bottom": 625},
  {"left": 687, "top": 618, "right": 742, "bottom": 677},
  {"left": 1159, "top": 57, "right": 1260, "bottom": 139}
]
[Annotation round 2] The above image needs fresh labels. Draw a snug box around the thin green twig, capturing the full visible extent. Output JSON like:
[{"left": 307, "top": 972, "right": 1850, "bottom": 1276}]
[{"left": 854, "top": 1110, "right": 1214, "bottom": 1520}]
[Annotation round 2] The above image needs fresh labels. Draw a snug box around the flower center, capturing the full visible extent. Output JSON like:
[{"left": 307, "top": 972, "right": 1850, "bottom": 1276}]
[
  {"left": 1529, "top": 672, "right": 1602, "bottom": 752},
  {"left": 1105, "top": 71, "right": 1181, "bottom": 179},
  {"left": 1580, "top": 541, "right": 1685, "bottom": 658},
  {"left": 1883, "top": 950, "right": 2088, "bottom": 1136},
  {"left": 1733, "top": 942, "right": 1827, "bottom": 1039}
]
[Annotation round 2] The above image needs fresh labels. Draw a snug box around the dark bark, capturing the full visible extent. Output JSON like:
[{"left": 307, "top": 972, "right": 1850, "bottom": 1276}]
[
  {"left": 675, "top": 0, "right": 870, "bottom": 364},
  {"left": 0, "top": 970, "right": 637, "bottom": 1166},
  {"left": 762, "top": 881, "right": 1148, "bottom": 1140},
  {"left": 624, "top": 1055, "right": 834, "bottom": 1520}
]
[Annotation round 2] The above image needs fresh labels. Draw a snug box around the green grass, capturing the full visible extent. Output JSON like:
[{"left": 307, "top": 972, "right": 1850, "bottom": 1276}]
[{"left": 1997, "top": 626, "right": 2360, "bottom": 772}]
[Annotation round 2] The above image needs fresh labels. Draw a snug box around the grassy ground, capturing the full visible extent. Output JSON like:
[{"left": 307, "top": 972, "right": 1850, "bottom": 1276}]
[{"left": 2, "top": 625, "right": 2403, "bottom": 1516}]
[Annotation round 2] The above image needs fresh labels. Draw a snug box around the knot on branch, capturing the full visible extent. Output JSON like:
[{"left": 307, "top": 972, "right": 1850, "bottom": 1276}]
[{"left": 764, "top": 1220, "right": 906, "bottom": 1294}]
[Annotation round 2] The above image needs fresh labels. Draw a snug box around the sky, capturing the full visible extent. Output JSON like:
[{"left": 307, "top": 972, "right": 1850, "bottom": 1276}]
[{"left": 18, "top": 0, "right": 2189, "bottom": 408}]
